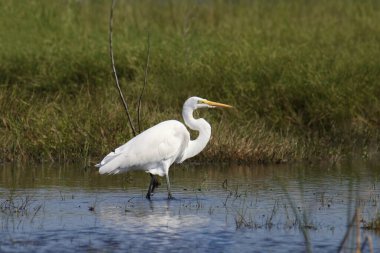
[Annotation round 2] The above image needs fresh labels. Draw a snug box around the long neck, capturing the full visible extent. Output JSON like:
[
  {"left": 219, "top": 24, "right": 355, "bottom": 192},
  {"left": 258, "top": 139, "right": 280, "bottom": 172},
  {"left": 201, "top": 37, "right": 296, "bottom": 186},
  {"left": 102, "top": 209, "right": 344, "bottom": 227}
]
[{"left": 180, "top": 107, "right": 211, "bottom": 162}]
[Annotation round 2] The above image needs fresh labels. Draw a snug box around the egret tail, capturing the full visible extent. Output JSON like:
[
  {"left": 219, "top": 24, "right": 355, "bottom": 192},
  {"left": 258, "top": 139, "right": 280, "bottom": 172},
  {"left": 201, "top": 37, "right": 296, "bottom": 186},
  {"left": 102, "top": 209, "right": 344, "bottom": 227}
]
[{"left": 97, "top": 153, "right": 126, "bottom": 175}]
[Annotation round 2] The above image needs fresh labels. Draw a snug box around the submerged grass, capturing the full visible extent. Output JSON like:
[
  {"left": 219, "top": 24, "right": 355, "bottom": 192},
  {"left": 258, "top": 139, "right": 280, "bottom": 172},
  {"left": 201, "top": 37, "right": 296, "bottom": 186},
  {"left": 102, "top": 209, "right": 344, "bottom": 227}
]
[
  {"left": 363, "top": 215, "right": 380, "bottom": 234},
  {"left": 1, "top": 0, "right": 380, "bottom": 162},
  {"left": 0, "top": 192, "right": 42, "bottom": 218}
]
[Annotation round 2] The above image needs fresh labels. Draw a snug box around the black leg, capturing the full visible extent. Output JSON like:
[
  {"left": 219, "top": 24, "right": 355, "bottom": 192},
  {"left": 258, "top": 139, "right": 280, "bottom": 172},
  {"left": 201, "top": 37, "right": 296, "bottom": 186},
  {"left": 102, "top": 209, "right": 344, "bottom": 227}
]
[
  {"left": 151, "top": 175, "right": 161, "bottom": 194},
  {"left": 146, "top": 174, "right": 154, "bottom": 199}
]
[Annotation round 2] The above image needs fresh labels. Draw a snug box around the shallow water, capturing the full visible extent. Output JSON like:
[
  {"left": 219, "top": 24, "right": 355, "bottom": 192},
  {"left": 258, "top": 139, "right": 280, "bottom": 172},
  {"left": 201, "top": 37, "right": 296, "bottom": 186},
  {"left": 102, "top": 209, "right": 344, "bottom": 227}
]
[{"left": 0, "top": 159, "right": 379, "bottom": 252}]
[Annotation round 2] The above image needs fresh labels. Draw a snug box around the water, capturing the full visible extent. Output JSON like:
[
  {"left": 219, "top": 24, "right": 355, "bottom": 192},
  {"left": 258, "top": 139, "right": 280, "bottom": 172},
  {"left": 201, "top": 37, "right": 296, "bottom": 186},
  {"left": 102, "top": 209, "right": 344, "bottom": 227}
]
[{"left": 0, "top": 159, "right": 379, "bottom": 252}]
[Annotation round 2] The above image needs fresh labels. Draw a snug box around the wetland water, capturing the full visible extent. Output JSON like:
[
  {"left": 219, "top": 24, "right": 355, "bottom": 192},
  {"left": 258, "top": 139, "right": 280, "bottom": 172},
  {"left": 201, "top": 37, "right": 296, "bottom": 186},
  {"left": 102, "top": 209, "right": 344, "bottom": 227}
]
[{"left": 0, "top": 159, "right": 379, "bottom": 252}]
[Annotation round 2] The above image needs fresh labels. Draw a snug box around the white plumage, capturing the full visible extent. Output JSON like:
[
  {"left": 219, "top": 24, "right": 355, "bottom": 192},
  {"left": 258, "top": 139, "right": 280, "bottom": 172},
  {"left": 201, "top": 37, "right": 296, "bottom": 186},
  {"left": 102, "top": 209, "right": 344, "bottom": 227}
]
[
  {"left": 97, "top": 120, "right": 189, "bottom": 176},
  {"left": 96, "top": 96, "right": 232, "bottom": 199}
]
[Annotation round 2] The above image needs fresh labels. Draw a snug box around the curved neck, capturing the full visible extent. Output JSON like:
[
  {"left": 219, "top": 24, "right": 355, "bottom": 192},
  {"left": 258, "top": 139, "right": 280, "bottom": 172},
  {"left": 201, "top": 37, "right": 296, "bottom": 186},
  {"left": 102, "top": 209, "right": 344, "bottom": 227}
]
[{"left": 180, "top": 107, "right": 211, "bottom": 162}]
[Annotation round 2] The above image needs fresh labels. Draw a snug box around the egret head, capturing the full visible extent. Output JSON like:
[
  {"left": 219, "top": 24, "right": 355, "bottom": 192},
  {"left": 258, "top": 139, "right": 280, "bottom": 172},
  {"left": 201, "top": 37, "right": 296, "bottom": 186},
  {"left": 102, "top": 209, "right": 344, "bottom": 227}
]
[{"left": 184, "top": 96, "right": 233, "bottom": 110}]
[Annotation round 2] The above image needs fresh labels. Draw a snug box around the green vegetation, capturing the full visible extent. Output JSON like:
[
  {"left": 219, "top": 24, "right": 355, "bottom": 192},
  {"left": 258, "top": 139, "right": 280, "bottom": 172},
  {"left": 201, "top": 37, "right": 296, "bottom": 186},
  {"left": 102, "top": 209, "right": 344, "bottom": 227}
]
[{"left": 1, "top": 0, "right": 379, "bottom": 163}]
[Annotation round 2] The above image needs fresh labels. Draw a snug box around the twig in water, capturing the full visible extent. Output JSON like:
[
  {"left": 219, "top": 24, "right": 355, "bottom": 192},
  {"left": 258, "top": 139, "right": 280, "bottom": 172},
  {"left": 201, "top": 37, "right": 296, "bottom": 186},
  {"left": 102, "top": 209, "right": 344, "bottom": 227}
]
[
  {"left": 361, "top": 235, "right": 374, "bottom": 253},
  {"left": 109, "top": 0, "right": 137, "bottom": 136},
  {"left": 356, "top": 209, "right": 360, "bottom": 253},
  {"left": 223, "top": 190, "right": 232, "bottom": 207},
  {"left": 338, "top": 207, "right": 374, "bottom": 253},
  {"left": 280, "top": 183, "right": 312, "bottom": 253},
  {"left": 30, "top": 203, "right": 43, "bottom": 223},
  {"left": 338, "top": 208, "right": 359, "bottom": 253},
  {"left": 137, "top": 33, "right": 151, "bottom": 133},
  {"left": 222, "top": 179, "right": 228, "bottom": 189}
]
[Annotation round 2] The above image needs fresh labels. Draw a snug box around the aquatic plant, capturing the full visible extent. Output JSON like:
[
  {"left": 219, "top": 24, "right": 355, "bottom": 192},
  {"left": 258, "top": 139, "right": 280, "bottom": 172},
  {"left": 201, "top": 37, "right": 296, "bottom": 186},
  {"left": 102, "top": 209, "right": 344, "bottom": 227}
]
[
  {"left": 0, "top": 194, "right": 42, "bottom": 218},
  {"left": 363, "top": 214, "right": 380, "bottom": 234}
]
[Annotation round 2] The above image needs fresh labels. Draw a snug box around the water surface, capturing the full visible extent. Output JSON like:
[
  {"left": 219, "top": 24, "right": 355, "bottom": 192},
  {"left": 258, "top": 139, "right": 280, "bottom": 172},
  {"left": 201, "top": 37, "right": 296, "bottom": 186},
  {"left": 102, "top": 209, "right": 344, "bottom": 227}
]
[{"left": 0, "top": 159, "right": 379, "bottom": 252}]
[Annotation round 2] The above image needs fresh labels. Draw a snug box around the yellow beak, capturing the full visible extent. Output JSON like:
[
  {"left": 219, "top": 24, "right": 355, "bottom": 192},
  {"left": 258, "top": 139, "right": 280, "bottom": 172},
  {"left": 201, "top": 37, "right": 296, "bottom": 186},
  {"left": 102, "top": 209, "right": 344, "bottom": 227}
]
[{"left": 202, "top": 99, "right": 233, "bottom": 108}]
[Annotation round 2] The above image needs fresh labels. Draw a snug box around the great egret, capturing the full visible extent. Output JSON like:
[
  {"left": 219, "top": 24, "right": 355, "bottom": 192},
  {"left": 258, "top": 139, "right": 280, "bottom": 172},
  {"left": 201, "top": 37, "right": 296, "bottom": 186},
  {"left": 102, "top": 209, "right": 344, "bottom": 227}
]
[{"left": 96, "top": 96, "right": 232, "bottom": 199}]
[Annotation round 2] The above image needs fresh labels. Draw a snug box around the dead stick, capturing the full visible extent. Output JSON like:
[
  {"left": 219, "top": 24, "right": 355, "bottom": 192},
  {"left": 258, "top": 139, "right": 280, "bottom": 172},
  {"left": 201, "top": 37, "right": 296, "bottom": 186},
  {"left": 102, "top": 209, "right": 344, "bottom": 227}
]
[
  {"left": 338, "top": 208, "right": 358, "bottom": 253},
  {"left": 109, "top": 0, "right": 137, "bottom": 136},
  {"left": 137, "top": 33, "right": 151, "bottom": 133},
  {"left": 361, "top": 235, "right": 374, "bottom": 253},
  {"left": 355, "top": 209, "right": 361, "bottom": 253}
]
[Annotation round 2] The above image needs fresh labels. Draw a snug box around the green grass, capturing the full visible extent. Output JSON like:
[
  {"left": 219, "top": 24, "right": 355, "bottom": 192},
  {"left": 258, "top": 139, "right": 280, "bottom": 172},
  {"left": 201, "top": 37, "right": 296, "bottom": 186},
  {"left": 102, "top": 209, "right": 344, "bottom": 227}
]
[{"left": 1, "top": 0, "right": 380, "bottom": 163}]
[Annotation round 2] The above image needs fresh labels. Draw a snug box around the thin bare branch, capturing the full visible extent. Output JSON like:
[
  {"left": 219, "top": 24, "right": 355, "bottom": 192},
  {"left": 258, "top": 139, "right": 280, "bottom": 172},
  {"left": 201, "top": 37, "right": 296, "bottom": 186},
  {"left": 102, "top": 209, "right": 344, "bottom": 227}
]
[
  {"left": 109, "top": 0, "right": 137, "bottom": 136},
  {"left": 338, "top": 208, "right": 359, "bottom": 253},
  {"left": 361, "top": 235, "right": 374, "bottom": 253},
  {"left": 137, "top": 33, "right": 151, "bottom": 133},
  {"left": 355, "top": 209, "right": 361, "bottom": 253}
]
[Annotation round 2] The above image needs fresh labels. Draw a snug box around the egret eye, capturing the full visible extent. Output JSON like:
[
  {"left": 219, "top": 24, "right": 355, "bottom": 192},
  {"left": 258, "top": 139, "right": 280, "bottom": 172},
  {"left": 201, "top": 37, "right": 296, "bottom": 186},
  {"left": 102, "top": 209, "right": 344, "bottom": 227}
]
[{"left": 198, "top": 99, "right": 206, "bottom": 104}]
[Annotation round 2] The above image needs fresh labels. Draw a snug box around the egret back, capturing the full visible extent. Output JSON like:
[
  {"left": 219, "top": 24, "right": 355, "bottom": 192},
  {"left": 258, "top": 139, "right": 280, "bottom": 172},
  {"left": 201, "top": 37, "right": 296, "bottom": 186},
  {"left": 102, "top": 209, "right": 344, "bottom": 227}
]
[{"left": 97, "top": 120, "right": 190, "bottom": 175}]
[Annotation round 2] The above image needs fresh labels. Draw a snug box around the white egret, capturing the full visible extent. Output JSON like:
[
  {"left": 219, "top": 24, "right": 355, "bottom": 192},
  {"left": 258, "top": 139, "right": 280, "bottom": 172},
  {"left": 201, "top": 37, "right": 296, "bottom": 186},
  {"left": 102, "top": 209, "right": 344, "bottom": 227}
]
[{"left": 96, "top": 96, "right": 232, "bottom": 199}]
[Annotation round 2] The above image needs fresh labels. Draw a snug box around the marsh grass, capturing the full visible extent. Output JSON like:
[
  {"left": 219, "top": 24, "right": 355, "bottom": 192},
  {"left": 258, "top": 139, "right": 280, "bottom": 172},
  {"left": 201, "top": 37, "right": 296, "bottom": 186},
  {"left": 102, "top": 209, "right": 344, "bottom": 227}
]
[
  {"left": 0, "top": 85, "right": 309, "bottom": 163},
  {"left": 234, "top": 183, "right": 377, "bottom": 252},
  {"left": 363, "top": 215, "right": 380, "bottom": 234},
  {"left": 0, "top": 193, "right": 42, "bottom": 219},
  {"left": 0, "top": 195, "right": 33, "bottom": 216},
  {"left": 1, "top": 0, "right": 380, "bottom": 162}
]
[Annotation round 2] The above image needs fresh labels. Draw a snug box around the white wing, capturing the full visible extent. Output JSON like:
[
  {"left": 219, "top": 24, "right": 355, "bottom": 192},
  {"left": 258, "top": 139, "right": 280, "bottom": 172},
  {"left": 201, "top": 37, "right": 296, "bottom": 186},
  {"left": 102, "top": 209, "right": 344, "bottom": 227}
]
[{"left": 97, "top": 120, "right": 190, "bottom": 175}]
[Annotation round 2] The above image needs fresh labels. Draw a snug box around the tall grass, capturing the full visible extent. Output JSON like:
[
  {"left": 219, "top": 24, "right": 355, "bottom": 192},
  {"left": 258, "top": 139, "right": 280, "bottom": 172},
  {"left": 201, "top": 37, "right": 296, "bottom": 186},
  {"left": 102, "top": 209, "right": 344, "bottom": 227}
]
[{"left": 0, "top": 0, "right": 379, "bottom": 162}]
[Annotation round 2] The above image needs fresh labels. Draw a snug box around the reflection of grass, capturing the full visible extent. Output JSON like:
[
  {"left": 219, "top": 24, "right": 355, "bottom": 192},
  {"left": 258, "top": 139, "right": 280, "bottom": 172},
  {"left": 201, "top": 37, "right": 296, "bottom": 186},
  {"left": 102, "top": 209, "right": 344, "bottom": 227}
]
[
  {"left": 1, "top": 195, "right": 32, "bottom": 216},
  {"left": 235, "top": 208, "right": 254, "bottom": 229},
  {"left": 280, "top": 181, "right": 377, "bottom": 253},
  {"left": 0, "top": 194, "right": 42, "bottom": 218},
  {"left": 232, "top": 195, "right": 317, "bottom": 232},
  {"left": 224, "top": 181, "right": 316, "bottom": 232}
]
